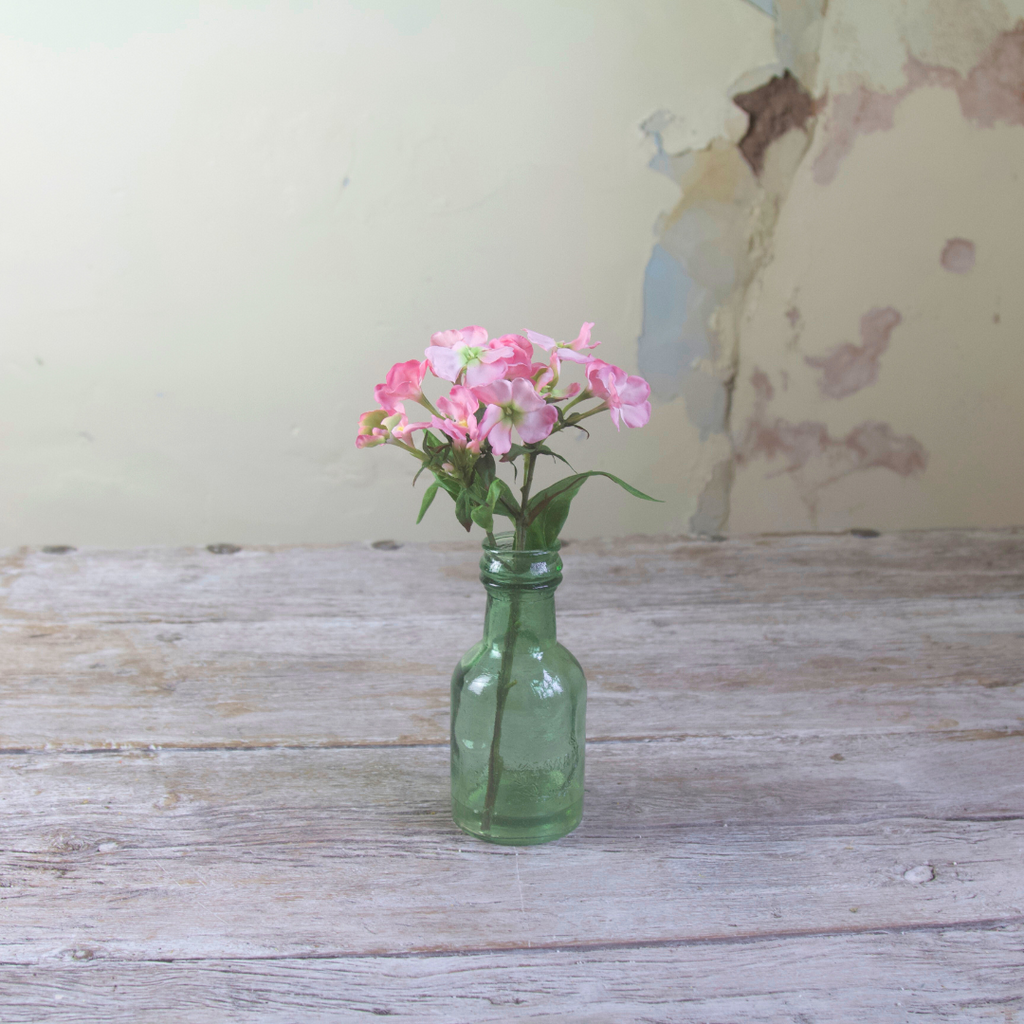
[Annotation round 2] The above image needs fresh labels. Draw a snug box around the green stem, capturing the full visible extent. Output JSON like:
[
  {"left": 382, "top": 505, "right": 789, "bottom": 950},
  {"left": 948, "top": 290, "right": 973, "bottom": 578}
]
[
  {"left": 559, "top": 390, "right": 590, "bottom": 416},
  {"left": 480, "top": 588, "right": 519, "bottom": 834},
  {"left": 514, "top": 451, "right": 537, "bottom": 550},
  {"left": 547, "top": 402, "right": 609, "bottom": 437},
  {"left": 386, "top": 439, "right": 428, "bottom": 460},
  {"left": 414, "top": 394, "right": 440, "bottom": 417},
  {"left": 481, "top": 449, "right": 536, "bottom": 833}
]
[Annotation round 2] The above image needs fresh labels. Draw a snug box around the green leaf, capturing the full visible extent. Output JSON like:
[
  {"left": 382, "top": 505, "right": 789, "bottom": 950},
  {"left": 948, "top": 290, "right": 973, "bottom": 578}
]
[
  {"left": 531, "top": 444, "right": 575, "bottom": 471},
  {"left": 490, "top": 479, "right": 521, "bottom": 520},
  {"left": 415, "top": 481, "right": 439, "bottom": 524},
  {"left": 454, "top": 488, "right": 474, "bottom": 532},
  {"left": 434, "top": 474, "right": 461, "bottom": 502},
  {"left": 470, "top": 503, "right": 494, "bottom": 532},
  {"left": 524, "top": 471, "right": 661, "bottom": 548},
  {"left": 475, "top": 453, "right": 496, "bottom": 488},
  {"left": 504, "top": 442, "right": 572, "bottom": 470}
]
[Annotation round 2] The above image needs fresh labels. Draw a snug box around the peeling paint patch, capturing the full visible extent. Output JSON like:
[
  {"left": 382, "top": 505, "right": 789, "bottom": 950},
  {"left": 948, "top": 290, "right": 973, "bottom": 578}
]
[
  {"left": 941, "top": 238, "right": 976, "bottom": 273},
  {"left": 690, "top": 458, "right": 734, "bottom": 536},
  {"left": 812, "top": 85, "right": 905, "bottom": 185},
  {"left": 733, "top": 70, "right": 816, "bottom": 175},
  {"left": 735, "top": 369, "right": 927, "bottom": 516},
  {"left": 805, "top": 307, "right": 902, "bottom": 399},
  {"left": 952, "top": 23, "right": 1024, "bottom": 128},
  {"left": 638, "top": 244, "right": 697, "bottom": 391},
  {"left": 638, "top": 129, "right": 758, "bottom": 434},
  {"left": 814, "top": 24, "right": 1024, "bottom": 185}
]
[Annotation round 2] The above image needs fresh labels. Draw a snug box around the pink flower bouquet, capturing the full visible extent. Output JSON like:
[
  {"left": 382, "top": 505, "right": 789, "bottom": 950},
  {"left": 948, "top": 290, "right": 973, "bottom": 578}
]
[{"left": 357, "top": 323, "right": 656, "bottom": 548}]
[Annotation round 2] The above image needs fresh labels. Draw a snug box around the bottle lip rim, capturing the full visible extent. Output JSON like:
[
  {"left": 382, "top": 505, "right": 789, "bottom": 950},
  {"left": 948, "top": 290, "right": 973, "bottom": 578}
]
[{"left": 482, "top": 531, "right": 561, "bottom": 557}]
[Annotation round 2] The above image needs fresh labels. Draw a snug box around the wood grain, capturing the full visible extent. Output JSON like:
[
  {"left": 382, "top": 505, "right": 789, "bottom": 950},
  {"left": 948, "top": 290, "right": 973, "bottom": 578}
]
[
  {"left": 1, "top": 736, "right": 1021, "bottom": 960},
  {"left": 1, "top": 531, "right": 1022, "bottom": 1020},
  {"left": 1, "top": 532, "right": 1021, "bottom": 750},
  {"left": 0, "top": 926, "right": 1021, "bottom": 1023}
]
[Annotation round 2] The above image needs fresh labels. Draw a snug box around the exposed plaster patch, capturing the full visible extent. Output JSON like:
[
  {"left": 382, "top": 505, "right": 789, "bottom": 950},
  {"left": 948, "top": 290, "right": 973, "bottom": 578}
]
[
  {"left": 735, "top": 368, "right": 928, "bottom": 518},
  {"left": 813, "top": 23, "right": 1024, "bottom": 185},
  {"left": 689, "top": 457, "right": 735, "bottom": 535},
  {"left": 639, "top": 74, "right": 815, "bottom": 430},
  {"left": 733, "top": 71, "right": 816, "bottom": 175},
  {"left": 941, "top": 237, "right": 977, "bottom": 273},
  {"left": 638, "top": 131, "right": 759, "bottom": 431},
  {"left": 805, "top": 306, "right": 901, "bottom": 399}
]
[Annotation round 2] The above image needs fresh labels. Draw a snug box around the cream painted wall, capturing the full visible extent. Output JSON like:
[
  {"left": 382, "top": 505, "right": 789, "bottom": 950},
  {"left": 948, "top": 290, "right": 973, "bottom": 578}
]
[{"left": 0, "top": 0, "right": 776, "bottom": 546}]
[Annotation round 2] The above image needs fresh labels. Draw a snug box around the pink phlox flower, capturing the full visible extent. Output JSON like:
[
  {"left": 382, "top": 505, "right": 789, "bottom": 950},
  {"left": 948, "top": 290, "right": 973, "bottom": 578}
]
[
  {"left": 432, "top": 385, "right": 484, "bottom": 452},
  {"left": 494, "top": 334, "right": 536, "bottom": 381},
  {"left": 584, "top": 360, "right": 652, "bottom": 430},
  {"left": 356, "top": 404, "right": 428, "bottom": 448},
  {"left": 525, "top": 321, "right": 600, "bottom": 367},
  {"left": 533, "top": 348, "right": 583, "bottom": 399},
  {"left": 473, "top": 378, "right": 558, "bottom": 456},
  {"left": 390, "top": 414, "right": 431, "bottom": 443},
  {"left": 356, "top": 409, "right": 390, "bottom": 448},
  {"left": 425, "top": 325, "right": 513, "bottom": 387},
  {"left": 374, "top": 359, "right": 427, "bottom": 414}
]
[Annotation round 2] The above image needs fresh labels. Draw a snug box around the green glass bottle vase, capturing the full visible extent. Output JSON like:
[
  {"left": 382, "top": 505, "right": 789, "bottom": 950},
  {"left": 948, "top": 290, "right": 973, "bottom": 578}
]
[{"left": 450, "top": 534, "right": 587, "bottom": 845}]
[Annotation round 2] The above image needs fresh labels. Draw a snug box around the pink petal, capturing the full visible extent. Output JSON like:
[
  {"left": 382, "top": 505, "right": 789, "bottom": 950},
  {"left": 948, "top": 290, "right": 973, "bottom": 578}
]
[
  {"left": 425, "top": 345, "right": 462, "bottom": 382},
  {"left": 555, "top": 348, "right": 593, "bottom": 365},
  {"left": 461, "top": 325, "right": 489, "bottom": 347},
  {"left": 617, "top": 374, "right": 651, "bottom": 406},
  {"left": 479, "top": 344, "right": 513, "bottom": 363},
  {"left": 479, "top": 407, "right": 512, "bottom": 455},
  {"left": 478, "top": 402, "right": 506, "bottom": 434},
  {"left": 585, "top": 359, "right": 625, "bottom": 401},
  {"left": 437, "top": 385, "right": 479, "bottom": 421},
  {"left": 465, "top": 359, "right": 507, "bottom": 388},
  {"left": 608, "top": 405, "right": 622, "bottom": 430},
  {"left": 509, "top": 377, "right": 546, "bottom": 412},
  {"left": 429, "top": 329, "right": 464, "bottom": 349},
  {"left": 386, "top": 359, "right": 427, "bottom": 389},
  {"left": 516, "top": 403, "right": 558, "bottom": 443},
  {"left": 620, "top": 400, "right": 651, "bottom": 429},
  {"left": 373, "top": 384, "right": 404, "bottom": 414},
  {"left": 525, "top": 329, "right": 555, "bottom": 351},
  {"left": 570, "top": 322, "right": 595, "bottom": 349},
  {"left": 472, "top": 380, "right": 511, "bottom": 406}
]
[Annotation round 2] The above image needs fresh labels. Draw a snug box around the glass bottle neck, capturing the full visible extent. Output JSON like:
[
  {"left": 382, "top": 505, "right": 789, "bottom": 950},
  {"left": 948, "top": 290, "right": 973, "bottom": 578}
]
[{"left": 482, "top": 585, "right": 558, "bottom": 646}]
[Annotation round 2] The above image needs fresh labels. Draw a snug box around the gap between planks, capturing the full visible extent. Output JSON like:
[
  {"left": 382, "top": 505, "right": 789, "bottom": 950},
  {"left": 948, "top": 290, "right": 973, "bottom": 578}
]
[{"left": 3, "top": 727, "right": 1021, "bottom": 757}]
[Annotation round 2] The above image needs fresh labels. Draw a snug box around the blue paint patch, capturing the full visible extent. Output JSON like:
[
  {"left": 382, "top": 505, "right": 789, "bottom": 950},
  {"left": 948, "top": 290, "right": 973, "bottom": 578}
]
[{"left": 638, "top": 245, "right": 696, "bottom": 394}]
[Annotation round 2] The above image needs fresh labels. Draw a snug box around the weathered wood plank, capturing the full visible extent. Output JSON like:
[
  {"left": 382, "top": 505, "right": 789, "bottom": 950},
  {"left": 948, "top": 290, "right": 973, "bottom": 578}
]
[
  {"left": 0, "top": 532, "right": 1020, "bottom": 1015},
  {"left": 2, "top": 737, "right": 1021, "bottom": 960},
  {"left": 1, "top": 925, "right": 1021, "bottom": 1023},
  {"left": 1, "top": 534, "right": 1021, "bottom": 750},
  {"left": 3, "top": 532, "right": 1022, "bottom": 625}
]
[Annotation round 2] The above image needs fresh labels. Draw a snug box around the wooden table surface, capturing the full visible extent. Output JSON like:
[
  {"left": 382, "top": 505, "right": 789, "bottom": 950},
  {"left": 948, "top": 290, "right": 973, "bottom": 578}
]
[{"left": 1, "top": 530, "right": 1022, "bottom": 1022}]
